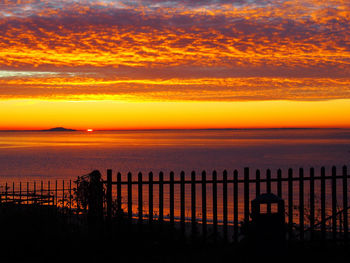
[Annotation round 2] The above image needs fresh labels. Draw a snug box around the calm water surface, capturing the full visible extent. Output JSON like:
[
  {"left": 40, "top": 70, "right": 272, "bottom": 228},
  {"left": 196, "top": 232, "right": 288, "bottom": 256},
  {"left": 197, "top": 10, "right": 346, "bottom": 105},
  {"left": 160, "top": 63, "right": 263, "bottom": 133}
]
[{"left": 0, "top": 129, "right": 349, "bottom": 181}]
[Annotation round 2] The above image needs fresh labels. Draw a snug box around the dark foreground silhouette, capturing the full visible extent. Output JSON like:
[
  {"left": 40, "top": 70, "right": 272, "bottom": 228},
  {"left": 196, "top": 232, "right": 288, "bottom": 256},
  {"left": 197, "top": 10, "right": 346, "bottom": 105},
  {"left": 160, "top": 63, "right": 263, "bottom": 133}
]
[
  {"left": 0, "top": 202, "right": 349, "bottom": 263},
  {"left": 1, "top": 168, "right": 350, "bottom": 263}
]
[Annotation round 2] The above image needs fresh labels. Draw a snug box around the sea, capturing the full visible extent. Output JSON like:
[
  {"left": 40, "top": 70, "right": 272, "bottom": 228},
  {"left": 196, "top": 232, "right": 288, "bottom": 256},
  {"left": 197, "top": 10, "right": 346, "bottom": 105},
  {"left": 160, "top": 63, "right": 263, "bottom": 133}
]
[
  {"left": 1, "top": 128, "right": 349, "bottom": 224},
  {"left": 0, "top": 128, "right": 349, "bottom": 181}
]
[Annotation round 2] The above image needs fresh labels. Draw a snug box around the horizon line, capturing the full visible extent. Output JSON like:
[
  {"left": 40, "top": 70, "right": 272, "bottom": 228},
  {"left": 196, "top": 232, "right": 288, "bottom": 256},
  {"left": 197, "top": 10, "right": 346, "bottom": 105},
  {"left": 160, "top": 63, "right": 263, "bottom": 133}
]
[{"left": 0, "top": 127, "right": 347, "bottom": 132}]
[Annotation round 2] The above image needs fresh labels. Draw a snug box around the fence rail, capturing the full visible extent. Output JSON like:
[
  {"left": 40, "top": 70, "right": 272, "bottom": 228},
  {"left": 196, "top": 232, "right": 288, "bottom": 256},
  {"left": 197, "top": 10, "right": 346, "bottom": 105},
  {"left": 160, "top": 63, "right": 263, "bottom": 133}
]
[
  {"left": 0, "top": 165, "right": 349, "bottom": 243},
  {"left": 104, "top": 166, "right": 350, "bottom": 242}
]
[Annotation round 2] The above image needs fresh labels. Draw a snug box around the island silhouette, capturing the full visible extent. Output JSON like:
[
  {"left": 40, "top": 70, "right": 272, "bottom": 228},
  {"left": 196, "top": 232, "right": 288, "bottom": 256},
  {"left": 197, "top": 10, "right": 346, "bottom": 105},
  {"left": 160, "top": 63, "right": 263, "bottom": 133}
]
[{"left": 41, "top": 127, "right": 76, "bottom": 132}]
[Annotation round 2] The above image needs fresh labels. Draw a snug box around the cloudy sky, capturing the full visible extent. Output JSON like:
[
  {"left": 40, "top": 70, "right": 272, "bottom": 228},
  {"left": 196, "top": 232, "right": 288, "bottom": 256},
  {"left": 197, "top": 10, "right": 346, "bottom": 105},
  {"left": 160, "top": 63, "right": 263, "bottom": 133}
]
[{"left": 0, "top": 0, "right": 349, "bottom": 129}]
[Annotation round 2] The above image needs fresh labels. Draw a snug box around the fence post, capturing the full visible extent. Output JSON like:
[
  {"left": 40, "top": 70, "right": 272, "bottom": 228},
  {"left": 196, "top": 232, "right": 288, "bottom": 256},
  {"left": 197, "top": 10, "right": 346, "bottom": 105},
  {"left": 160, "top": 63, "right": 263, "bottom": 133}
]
[
  {"left": 223, "top": 170, "right": 228, "bottom": 241},
  {"left": 5, "top": 182, "right": 7, "bottom": 203},
  {"left": 343, "top": 165, "right": 348, "bottom": 242},
  {"left": 159, "top": 171, "right": 164, "bottom": 225},
  {"left": 233, "top": 170, "right": 239, "bottom": 243},
  {"left": 87, "top": 170, "right": 104, "bottom": 235},
  {"left": 266, "top": 169, "right": 271, "bottom": 213},
  {"left": 106, "top": 169, "right": 112, "bottom": 225},
  {"left": 202, "top": 170, "right": 207, "bottom": 239},
  {"left": 320, "top": 167, "right": 326, "bottom": 241},
  {"left": 127, "top": 172, "right": 132, "bottom": 223},
  {"left": 332, "top": 166, "right": 337, "bottom": 241},
  {"left": 288, "top": 168, "right": 293, "bottom": 240},
  {"left": 310, "top": 167, "right": 315, "bottom": 240},
  {"left": 299, "top": 168, "right": 304, "bottom": 241},
  {"left": 19, "top": 182, "right": 22, "bottom": 203},
  {"left": 191, "top": 171, "right": 197, "bottom": 236},
  {"left": 170, "top": 171, "right": 175, "bottom": 227},
  {"left": 244, "top": 167, "right": 250, "bottom": 226},
  {"left": 149, "top": 172, "right": 153, "bottom": 226},
  {"left": 212, "top": 170, "right": 218, "bottom": 241},
  {"left": 180, "top": 171, "right": 185, "bottom": 234},
  {"left": 277, "top": 169, "right": 282, "bottom": 198},
  {"left": 138, "top": 172, "right": 143, "bottom": 227},
  {"left": 256, "top": 169, "right": 261, "bottom": 199},
  {"left": 117, "top": 172, "right": 122, "bottom": 214}
]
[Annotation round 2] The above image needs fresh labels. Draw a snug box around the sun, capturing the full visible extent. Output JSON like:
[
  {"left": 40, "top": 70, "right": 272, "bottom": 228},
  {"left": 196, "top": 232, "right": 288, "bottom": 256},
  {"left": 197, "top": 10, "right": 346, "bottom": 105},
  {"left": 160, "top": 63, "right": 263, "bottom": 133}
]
[{"left": 86, "top": 128, "right": 94, "bottom": 132}]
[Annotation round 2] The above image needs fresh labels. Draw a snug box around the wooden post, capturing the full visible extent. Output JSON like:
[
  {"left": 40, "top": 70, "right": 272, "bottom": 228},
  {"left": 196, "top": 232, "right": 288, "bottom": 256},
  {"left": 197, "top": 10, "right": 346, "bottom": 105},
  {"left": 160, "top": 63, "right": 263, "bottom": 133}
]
[
  {"left": 107, "top": 169, "right": 112, "bottom": 224},
  {"left": 233, "top": 170, "right": 239, "bottom": 243},
  {"left": 191, "top": 171, "right": 196, "bottom": 235},
  {"left": 299, "top": 168, "right": 304, "bottom": 241},
  {"left": 244, "top": 167, "right": 250, "bottom": 226},
  {"left": 170, "top": 171, "right": 175, "bottom": 227},
  {"left": 266, "top": 169, "right": 271, "bottom": 213},
  {"left": 138, "top": 172, "right": 143, "bottom": 225},
  {"left": 5, "top": 182, "right": 7, "bottom": 202},
  {"left": 288, "top": 168, "right": 293, "bottom": 240},
  {"left": 159, "top": 172, "right": 164, "bottom": 224},
  {"left": 127, "top": 172, "right": 133, "bottom": 222},
  {"left": 202, "top": 170, "right": 207, "bottom": 238},
  {"left": 277, "top": 169, "right": 282, "bottom": 198},
  {"left": 117, "top": 172, "right": 122, "bottom": 213},
  {"left": 310, "top": 167, "right": 315, "bottom": 240},
  {"left": 149, "top": 172, "right": 153, "bottom": 225},
  {"left": 19, "top": 182, "right": 22, "bottom": 203},
  {"left": 212, "top": 170, "right": 218, "bottom": 240},
  {"left": 48, "top": 181, "right": 51, "bottom": 206},
  {"left": 34, "top": 181, "right": 36, "bottom": 204},
  {"left": 343, "top": 165, "right": 348, "bottom": 242},
  {"left": 55, "top": 180, "right": 57, "bottom": 206},
  {"left": 332, "top": 166, "right": 337, "bottom": 240},
  {"left": 69, "top": 180, "right": 72, "bottom": 211},
  {"left": 180, "top": 171, "right": 185, "bottom": 234},
  {"left": 223, "top": 170, "right": 228, "bottom": 241},
  {"left": 62, "top": 180, "right": 65, "bottom": 209},
  {"left": 41, "top": 180, "right": 43, "bottom": 200},
  {"left": 256, "top": 169, "right": 261, "bottom": 198},
  {"left": 266, "top": 169, "right": 271, "bottom": 194},
  {"left": 320, "top": 167, "right": 326, "bottom": 241},
  {"left": 87, "top": 170, "right": 104, "bottom": 233},
  {"left": 26, "top": 182, "right": 29, "bottom": 204}
]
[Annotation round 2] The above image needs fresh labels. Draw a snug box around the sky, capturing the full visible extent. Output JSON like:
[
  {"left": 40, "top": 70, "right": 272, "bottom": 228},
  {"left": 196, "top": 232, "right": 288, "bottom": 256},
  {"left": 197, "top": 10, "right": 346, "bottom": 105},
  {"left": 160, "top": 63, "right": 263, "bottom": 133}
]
[{"left": 0, "top": 0, "right": 349, "bottom": 129}]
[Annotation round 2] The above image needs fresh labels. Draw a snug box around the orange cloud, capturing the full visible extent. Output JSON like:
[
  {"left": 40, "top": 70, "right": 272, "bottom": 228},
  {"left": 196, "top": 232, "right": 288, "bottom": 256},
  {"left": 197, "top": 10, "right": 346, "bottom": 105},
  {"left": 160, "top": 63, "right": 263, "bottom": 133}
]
[{"left": 0, "top": 0, "right": 349, "bottom": 102}]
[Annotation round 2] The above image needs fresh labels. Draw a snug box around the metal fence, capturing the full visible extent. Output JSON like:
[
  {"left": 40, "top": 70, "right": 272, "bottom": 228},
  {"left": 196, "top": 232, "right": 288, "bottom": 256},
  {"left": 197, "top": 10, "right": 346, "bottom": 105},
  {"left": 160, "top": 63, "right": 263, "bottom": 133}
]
[
  {"left": 0, "top": 165, "right": 349, "bottom": 243},
  {"left": 104, "top": 166, "right": 350, "bottom": 242}
]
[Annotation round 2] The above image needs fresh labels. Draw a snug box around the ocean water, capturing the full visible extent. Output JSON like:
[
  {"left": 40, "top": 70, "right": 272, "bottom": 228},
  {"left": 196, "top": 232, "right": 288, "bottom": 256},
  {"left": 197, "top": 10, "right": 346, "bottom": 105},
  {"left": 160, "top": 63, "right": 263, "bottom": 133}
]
[
  {"left": 1, "top": 128, "right": 349, "bottom": 226},
  {"left": 0, "top": 128, "right": 349, "bottom": 181}
]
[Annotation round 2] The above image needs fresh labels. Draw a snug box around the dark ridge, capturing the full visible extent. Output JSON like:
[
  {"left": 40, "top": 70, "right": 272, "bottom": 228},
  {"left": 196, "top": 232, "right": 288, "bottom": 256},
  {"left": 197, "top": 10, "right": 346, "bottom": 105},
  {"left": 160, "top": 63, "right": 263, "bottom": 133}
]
[{"left": 41, "top": 127, "right": 76, "bottom": 132}]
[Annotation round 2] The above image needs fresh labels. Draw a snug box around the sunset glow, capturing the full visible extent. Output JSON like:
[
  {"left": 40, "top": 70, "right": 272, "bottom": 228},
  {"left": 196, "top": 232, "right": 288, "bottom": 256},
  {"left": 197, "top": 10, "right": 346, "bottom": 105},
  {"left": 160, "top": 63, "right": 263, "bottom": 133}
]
[{"left": 1, "top": 0, "right": 349, "bottom": 129}]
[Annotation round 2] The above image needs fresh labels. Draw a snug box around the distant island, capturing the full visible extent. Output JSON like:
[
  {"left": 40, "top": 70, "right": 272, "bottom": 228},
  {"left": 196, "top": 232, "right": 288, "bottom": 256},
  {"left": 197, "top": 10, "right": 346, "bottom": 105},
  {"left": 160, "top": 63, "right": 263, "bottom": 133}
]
[{"left": 41, "top": 127, "right": 76, "bottom": 132}]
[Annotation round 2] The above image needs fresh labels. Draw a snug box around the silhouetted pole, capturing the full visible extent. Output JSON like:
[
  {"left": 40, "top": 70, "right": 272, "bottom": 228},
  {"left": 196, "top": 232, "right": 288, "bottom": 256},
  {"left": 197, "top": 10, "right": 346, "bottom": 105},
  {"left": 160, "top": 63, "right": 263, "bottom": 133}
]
[
  {"left": 180, "top": 171, "right": 185, "bottom": 234},
  {"left": 299, "top": 168, "right": 304, "bottom": 241},
  {"left": 202, "top": 171, "right": 207, "bottom": 238},
  {"left": 309, "top": 167, "right": 315, "bottom": 240},
  {"left": 233, "top": 170, "right": 239, "bottom": 243},
  {"left": 343, "top": 166, "right": 348, "bottom": 242},
  {"left": 88, "top": 170, "right": 104, "bottom": 236},
  {"left": 169, "top": 171, "right": 175, "bottom": 227},
  {"left": 159, "top": 171, "right": 164, "bottom": 225},
  {"left": 149, "top": 172, "right": 153, "bottom": 226},
  {"left": 288, "top": 168, "right": 293, "bottom": 240},
  {"left": 127, "top": 172, "right": 132, "bottom": 224},
  {"left": 332, "top": 166, "right": 337, "bottom": 240},
  {"left": 191, "top": 171, "right": 196, "bottom": 236},
  {"left": 212, "top": 170, "right": 217, "bottom": 241},
  {"left": 223, "top": 170, "right": 228, "bottom": 241},
  {"left": 320, "top": 167, "right": 326, "bottom": 241},
  {"left": 244, "top": 167, "right": 250, "bottom": 226},
  {"left": 106, "top": 169, "right": 112, "bottom": 226}
]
